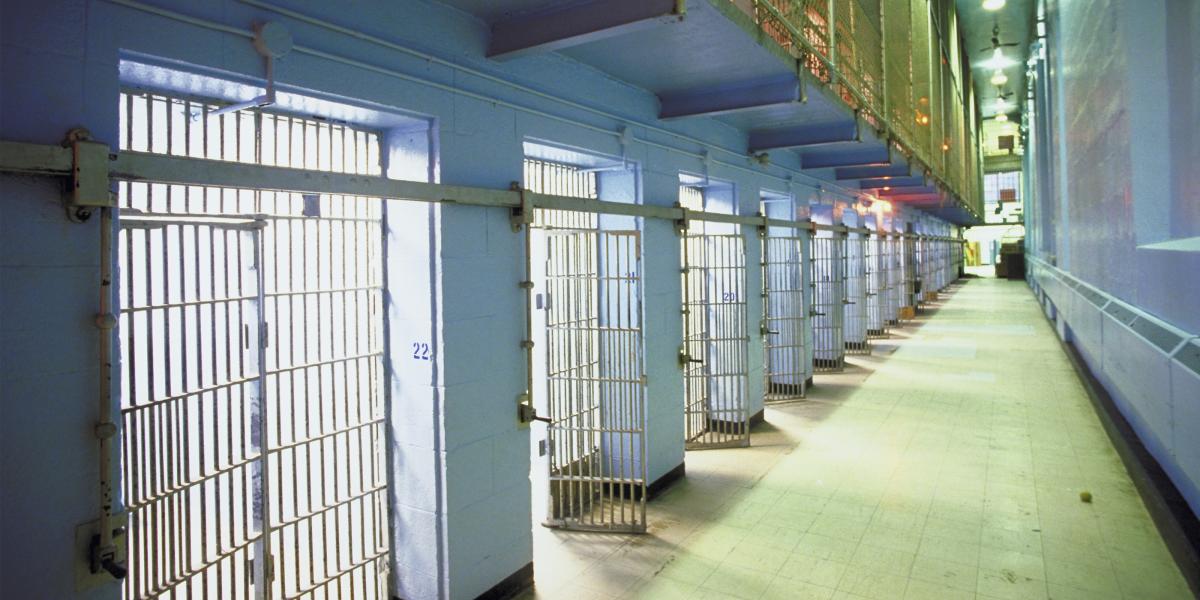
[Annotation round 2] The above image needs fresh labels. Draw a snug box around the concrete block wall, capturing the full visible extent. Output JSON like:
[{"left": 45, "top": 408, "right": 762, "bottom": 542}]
[
  {"left": 1025, "top": 0, "right": 1200, "bottom": 516},
  {"left": 1, "top": 0, "right": 118, "bottom": 597},
  {"left": 0, "top": 1, "right": 958, "bottom": 598}
]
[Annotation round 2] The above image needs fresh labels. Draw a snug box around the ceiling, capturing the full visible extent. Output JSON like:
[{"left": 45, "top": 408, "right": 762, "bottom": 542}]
[{"left": 954, "top": 0, "right": 1037, "bottom": 122}]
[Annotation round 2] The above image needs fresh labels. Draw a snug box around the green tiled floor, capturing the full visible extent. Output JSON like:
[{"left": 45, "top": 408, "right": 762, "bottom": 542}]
[{"left": 522, "top": 278, "right": 1192, "bottom": 600}]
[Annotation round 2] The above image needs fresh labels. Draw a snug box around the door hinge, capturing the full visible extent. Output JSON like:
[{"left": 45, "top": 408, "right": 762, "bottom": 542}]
[{"left": 247, "top": 554, "right": 275, "bottom": 585}]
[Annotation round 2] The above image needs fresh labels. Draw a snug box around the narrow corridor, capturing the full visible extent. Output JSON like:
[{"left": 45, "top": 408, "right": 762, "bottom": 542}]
[{"left": 527, "top": 278, "right": 1192, "bottom": 600}]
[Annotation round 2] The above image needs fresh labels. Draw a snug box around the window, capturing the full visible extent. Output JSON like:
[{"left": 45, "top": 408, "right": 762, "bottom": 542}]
[{"left": 983, "top": 171, "right": 1022, "bottom": 224}]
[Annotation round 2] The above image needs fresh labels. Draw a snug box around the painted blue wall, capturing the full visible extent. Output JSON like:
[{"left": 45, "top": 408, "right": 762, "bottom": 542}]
[
  {"left": 0, "top": 1, "right": 958, "bottom": 598},
  {"left": 1026, "top": 0, "right": 1200, "bottom": 516}
]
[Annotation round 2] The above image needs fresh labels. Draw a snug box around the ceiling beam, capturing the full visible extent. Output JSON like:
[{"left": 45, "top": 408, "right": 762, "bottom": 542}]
[
  {"left": 834, "top": 163, "right": 911, "bottom": 180},
  {"left": 878, "top": 185, "right": 939, "bottom": 197},
  {"left": 859, "top": 175, "right": 927, "bottom": 189},
  {"left": 659, "top": 76, "right": 803, "bottom": 120},
  {"left": 748, "top": 119, "right": 859, "bottom": 152},
  {"left": 801, "top": 144, "right": 890, "bottom": 170},
  {"left": 488, "top": 0, "right": 682, "bottom": 61}
]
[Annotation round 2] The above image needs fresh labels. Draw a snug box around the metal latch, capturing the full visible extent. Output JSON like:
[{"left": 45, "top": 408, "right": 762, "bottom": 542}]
[
  {"left": 89, "top": 526, "right": 127, "bottom": 580},
  {"left": 65, "top": 128, "right": 114, "bottom": 211},
  {"left": 510, "top": 183, "right": 534, "bottom": 232},
  {"left": 674, "top": 205, "right": 691, "bottom": 236},
  {"left": 678, "top": 346, "right": 702, "bottom": 367},
  {"left": 517, "top": 398, "right": 551, "bottom": 425}
]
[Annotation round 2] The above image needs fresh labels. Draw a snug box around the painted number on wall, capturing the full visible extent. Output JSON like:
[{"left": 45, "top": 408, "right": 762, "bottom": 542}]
[
  {"left": 722, "top": 292, "right": 738, "bottom": 302},
  {"left": 412, "top": 342, "right": 431, "bottom": 361}
]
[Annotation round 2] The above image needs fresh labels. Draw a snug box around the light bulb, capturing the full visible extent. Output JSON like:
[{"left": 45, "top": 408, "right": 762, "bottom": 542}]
[
  {"left": 995, "top": 113, "right": 1009, "bottom": 122},
  {"left": 983, "top": 0, "right": 1006, "bottom": 10},
  {"left": 990, "top": 70, "right": 1008, "bottom": 86}
]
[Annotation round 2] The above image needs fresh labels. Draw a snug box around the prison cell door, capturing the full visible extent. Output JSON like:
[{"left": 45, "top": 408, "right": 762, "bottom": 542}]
[
  {"left": 844, "top": 233, "right": 869, "bottom": 355},
  {"left": 811, "top": 234, "right": 845, "bottom": 372},
  {"left": 762, "top": 232, "right": 808, "bottom": 401},
  {"left": 120, "top": 215, "right": 269, "bottom": 600},
  {"left": 884, "top": 235, "right": 900, "bottom": 326},
  {"left": 682, "top": 232, "right": 750, "bottom": 449},
  {"left": 901, "top": 235, "right": 917, "bottom": 316},
  {"left": 866, "top": 234, "right": 888, "bottom": 339},
  {"left": 543, "top": 229, "right": 647, "bottom": 531},
  {"left": 118, "top": 91, "right": 392, "bottom": 599}
]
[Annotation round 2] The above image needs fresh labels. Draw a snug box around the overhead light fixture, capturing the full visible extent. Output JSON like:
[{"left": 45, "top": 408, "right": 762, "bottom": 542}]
[
  {"left": 995, "top": 113, "right": 1009, "bottom": 122},
  {"left": 983, "top": 0, "right": 1006, "bottom": 11},
  {"left": 990, "top": 70, "right": 1008, "bottom": 86},
  {"left": 984, "top": 47, "right": 1015, "bottom": 70},
  {"left": 994, "top": 98, "right": 1010, "bottom": 112}
]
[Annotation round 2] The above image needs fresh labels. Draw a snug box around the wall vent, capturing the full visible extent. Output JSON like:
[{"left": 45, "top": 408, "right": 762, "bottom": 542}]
[
  {"left": 1175, "top": 340, "right": 1200, "bottom": 378},
  {"left": 1128, "top": 317, "right": 1184, "bottom": 354},
  {"left": 1104, "top": 302, "right": 1138, "bottom": 325}
]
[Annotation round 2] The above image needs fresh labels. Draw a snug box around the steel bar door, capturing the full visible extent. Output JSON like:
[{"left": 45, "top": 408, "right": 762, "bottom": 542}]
[
  {"left": 901, "top": 235, "right": 917, "bottom": 316},
  {"left": 811, "top": 234, "right": 845, "bottom": 372},
  {"left": 762, "top": 232, "right": 809, "bottom": 401},
  {"left": 866, "top": 234, "right": 889, "bottom": 339},
  {"left": 885, "top": 235, "right": 901, "bottom": 326},
  {"left": 543, "top": 229, "right": 647, "bottom": 532},
  {"left": 120, "top": 215, "right": 268, "bottom": 600},
  {"left": 682, "top": 232, "right": 750, "bottom": 449},
  {"left": 118, "top": 91, "right": 391, "bottom": 599},
  {"left": 844, "top": 233, "right": 869, "bottom": 355}
]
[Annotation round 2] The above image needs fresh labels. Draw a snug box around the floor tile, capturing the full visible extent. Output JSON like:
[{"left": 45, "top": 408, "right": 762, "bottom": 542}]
[{"left": 520, "top": 280, "right": 1192, "bottom": 600}]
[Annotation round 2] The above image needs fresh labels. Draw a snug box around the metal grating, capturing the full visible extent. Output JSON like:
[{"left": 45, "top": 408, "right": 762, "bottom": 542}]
[
  {"left": 526, "top": 158, "right": 599, "bottom": 230},
  {"left": 118, "top": 91, "right": 390, "bottom": 600}
]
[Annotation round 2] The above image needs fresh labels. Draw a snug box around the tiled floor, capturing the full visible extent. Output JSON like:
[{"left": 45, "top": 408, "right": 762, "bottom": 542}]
[{"left": 520, "top": 277, "right": 1193, "bottom": 600}]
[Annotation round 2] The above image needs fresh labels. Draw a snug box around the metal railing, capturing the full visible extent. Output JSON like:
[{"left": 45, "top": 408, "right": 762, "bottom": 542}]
[{"left": 749, "top": 0, "right": 983, "bottom": 217}]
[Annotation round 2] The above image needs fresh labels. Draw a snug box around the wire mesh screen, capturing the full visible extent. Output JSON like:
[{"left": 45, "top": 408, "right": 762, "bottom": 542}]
[
  {"left": 843, "top": 233, "right": 869, "bottom": 355},
  {"left": 755, "top": 0, "right": 833, "bottom": 83},
  {"left": 682, "top": 232, "right": 750, "bottom": 449},
  {"left": 929, "top": 41, "right": 945, "bottom": 175},
  {"left": 118, "top": 91, "right": 390, "bottom": 599},
  {"left": 865, "top": 234, "right": 889, "bottom": 339},
  {"left": 743, "top": 0, "right": 982, "bottom": 215},
  {"left": 763, "top": 233, "right": 809, "bottom": 401},
  {"left": 811, "top": 234, "right": 845, "bottom": 372},
  {"left": 909, "top": 0, "right": 933, "bottom": 163},
  {"left": 884, "top": 0, "right": 915, "bottom": 150},
  {"left": 836, "top": 0, "right": 884, "bottom": 118}
]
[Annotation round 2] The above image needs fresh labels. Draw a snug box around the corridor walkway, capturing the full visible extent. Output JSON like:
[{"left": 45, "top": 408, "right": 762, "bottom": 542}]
[{"left": 524, "top": 278, "right": 1192, "bottom": 600}]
